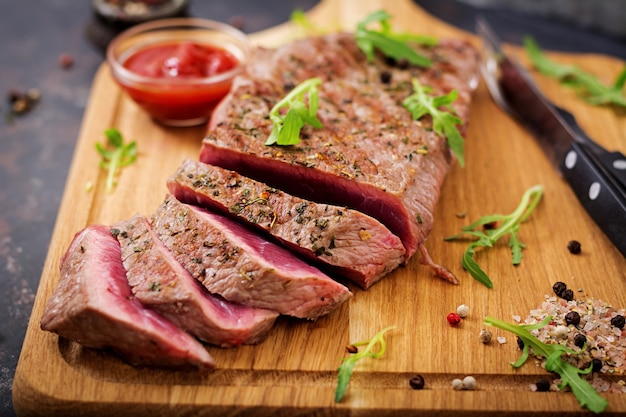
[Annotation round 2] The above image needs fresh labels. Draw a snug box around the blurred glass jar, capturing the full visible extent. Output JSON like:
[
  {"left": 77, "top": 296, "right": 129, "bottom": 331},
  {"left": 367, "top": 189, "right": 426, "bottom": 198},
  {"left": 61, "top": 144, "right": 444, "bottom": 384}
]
[{"left": 92, "top": 0, "right": 189, "bottom": 24}]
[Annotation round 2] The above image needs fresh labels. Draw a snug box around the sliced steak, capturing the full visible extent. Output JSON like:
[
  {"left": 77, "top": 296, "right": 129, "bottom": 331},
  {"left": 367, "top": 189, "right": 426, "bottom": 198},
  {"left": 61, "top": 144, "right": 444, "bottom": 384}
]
[
  {"left": 201, "top": 33, "right": 479, "bottom": 281},
  {"left": 40, "top": 224, "right": 215, "bottom": 370},
  {"left": 151, "top": 195, "right": 352, "bottom": 319},
  {"left": 113, "top": 214, "right": 279, "bottom": 347},
  {"left": 168, "top": 159, "right": 405, "bottom": 288}
]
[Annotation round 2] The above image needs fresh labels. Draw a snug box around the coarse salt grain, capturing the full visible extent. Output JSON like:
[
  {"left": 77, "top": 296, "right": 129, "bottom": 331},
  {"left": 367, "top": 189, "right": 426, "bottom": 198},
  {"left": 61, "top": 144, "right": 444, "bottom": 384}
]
[
  {"left": 520, "top": 294, "right": 626, "bottom": 393},
  {"left": 497, "top": 336, "right": 506, "bottom": 344}
]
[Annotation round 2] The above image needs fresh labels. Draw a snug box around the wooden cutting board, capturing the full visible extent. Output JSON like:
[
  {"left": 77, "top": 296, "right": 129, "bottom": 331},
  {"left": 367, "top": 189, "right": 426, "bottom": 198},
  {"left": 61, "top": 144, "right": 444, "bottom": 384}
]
[{"left": 13, "top": 0, "right": 626, "bottom": 415}]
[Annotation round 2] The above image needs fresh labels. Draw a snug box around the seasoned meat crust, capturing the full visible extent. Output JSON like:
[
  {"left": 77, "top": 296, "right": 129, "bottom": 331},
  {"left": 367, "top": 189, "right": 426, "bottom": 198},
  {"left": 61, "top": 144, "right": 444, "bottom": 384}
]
[
  {"left": 168, "top": 159, "right": 405, "bottom": 288},
  {"left": 202, "top": 33, "right": 480, "bottom": 273},
  {"left": 151, "top": 195, "right": 352, "bottom": 319},
  {"left": 115, "top": 214, "right": 279, "bottom": 347}
]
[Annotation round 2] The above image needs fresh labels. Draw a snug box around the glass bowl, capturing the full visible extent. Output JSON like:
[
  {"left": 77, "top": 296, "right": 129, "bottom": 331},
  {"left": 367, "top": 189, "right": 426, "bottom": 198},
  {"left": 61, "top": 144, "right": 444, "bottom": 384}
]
[{"left": 107, "top": 17, "right": 249, "bottom": 126}]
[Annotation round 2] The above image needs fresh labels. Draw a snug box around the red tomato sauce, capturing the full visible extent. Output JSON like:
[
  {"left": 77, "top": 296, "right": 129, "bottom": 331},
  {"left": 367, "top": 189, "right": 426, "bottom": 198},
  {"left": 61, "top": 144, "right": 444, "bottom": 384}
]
[{"left": 118, "top": 41, "right": 240, "bottom": 124}]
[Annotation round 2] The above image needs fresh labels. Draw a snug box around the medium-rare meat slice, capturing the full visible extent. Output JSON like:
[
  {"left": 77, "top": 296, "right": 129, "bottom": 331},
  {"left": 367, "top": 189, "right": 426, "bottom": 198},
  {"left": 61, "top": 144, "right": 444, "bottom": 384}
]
[
  {"left": 40, "top": 225, "right": 215, "bottom": 370},
  {"left": 114, "top": 214, "right": 279, "bottom": 347},
  {"left": 168, "top": 158, "right": 405, "bottom": 288},
  {"left": 151, "top": 195, "right": 352, "bottom": 319},
  {"left": 201, "top": 33, "right": 479, "bottom": 282}
]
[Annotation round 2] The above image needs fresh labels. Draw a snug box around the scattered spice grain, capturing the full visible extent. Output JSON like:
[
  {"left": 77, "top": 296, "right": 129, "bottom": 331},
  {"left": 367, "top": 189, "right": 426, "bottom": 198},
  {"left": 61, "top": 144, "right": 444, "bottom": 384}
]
[
  {"left": 565, "top": 311, "right": 581, "bottom": 326},
  {"left": 611, "top": 314, "right": 625, "bottom": 329},
  {"left": 456, "top": 304, "right": 469, "bottom": 318},
  {"left": 567, "top": 240, "right": 582, "bottom": 254},
  {"left": 447, "top": 312, "right": 461, "bottom": 327},
  {"left": 535, "top": 378, "right": 550, "bottom": 392},
  {"left": 409, "top": 374, "right": 425, "bottom": 390},
  {"left": 552, "top": 281, "right": 567, "bottom": 298},
  {"left": 574, "top": 333, "right": 587, "bottom": 348}
]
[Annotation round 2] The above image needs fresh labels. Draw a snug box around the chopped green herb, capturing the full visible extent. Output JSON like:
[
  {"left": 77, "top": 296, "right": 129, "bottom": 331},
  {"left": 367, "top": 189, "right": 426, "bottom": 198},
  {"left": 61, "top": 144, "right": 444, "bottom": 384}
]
[
  {"left": 484, "top": 315, "right": 608, "bottom": 414},
  {"left": 335, "top": 325, "right": 395, "bottom": 402},
  {"left": 355, "top": 10, "right": 435, "bottom": 67},
  {"left": 95, "top": 128, "right": 137, "bottom": 193},
  {"left": 265, "top": 78, "right": 323, "bottom": 146},
  {"left": 402, "top": 78, "right": 465, "bottom": 166},
  {"left": 444, "top": 185, "right": 544, "bottom": 288},
  {"left": 525, "top": 36, "right": 626, "bottom": 108}
]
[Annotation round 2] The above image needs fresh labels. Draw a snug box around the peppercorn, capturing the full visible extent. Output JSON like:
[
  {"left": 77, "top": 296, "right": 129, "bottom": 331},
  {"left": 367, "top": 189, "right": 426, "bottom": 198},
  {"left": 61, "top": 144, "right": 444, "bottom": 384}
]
[
  {"left": 611, "top": 314, "right": 625, "bottom": 329},
  {"left": 456, "top": 304, "right": 469, "bottom": 318},
  {"left": 552, "top": 281, "right": 567, "bottom": 298},
  {"left": 567, "top": 240, "right": 582, "bottom": 254},
  {"left": 446, "top": 312, "right": 461, "bottom": 327},
  {"left": 516, "top": 336, "right": 524, "bottom": 350},
  {"left": 561, "top": 289, "right": 574, "bottom": 301},
  {"left": 409, "top": 374, "right": 425, "bottom": 390},
  {"left": 345, "top": 344, "right": 358, "bottom": 354},
  {"left": 462, "top": 376, "right": 477, "bottom": 390},
  {"left": 565, "top": 311, "right": 581, "bottom": 326},
  {"left": 574, "top": 333, "right": 587, "bottom": 348},
  {"left": 591, "top": 359, "right": 603, "bottom": 372},
  {"left": 535, "top": 378, "right": 550, "bottom": 392},
  {"left": 379, "top": 71, "right": 392, "bottom": 84}
]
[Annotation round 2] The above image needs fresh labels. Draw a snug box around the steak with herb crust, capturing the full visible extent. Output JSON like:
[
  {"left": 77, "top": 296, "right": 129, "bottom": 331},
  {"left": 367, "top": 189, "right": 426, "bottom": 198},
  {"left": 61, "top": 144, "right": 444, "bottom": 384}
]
[
  {"left": 168, "top": 159, "right": 405, "bottom": 288},
  {"left": 40, "top": 225, "right": 215, "bottom": 370},
  {"left": 202, "top": 33, "right": 479, "bottom": 282},
  {"left": 151, "top": 195, "right": 352, "bottom": 319},
  {"left": 114, "top": 214, "right": 279, "bottom": 347}
]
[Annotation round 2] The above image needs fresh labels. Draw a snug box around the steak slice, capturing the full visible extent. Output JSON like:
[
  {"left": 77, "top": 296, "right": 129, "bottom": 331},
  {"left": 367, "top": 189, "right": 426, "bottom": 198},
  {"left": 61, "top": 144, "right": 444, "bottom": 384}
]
[
  {"left": 168, "top": 159, "right": 405, "bottom": 288},
  {"left": 151, "top": 195, "right": 352, "bottom": 319},
  {"left": 114, "top": 214, "right": 279, "bottom": 347},
  {"left": 201, "top": 33, "right": 479, "bottom": 281},
  {"left": 40, "top": 225, "right": 215, "bottom": 370}
]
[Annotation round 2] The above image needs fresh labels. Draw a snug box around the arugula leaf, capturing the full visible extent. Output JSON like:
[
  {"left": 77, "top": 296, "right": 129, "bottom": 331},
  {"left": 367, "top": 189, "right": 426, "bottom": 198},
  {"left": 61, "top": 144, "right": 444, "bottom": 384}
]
[
  {"left": 484, "top": 315, "right": 608, "bottom": 414},
  {"left": 335, "top": 326, "right": 395, "bottom": 402},
  {"left": 525, "top": 36, "right": 626, "bottom": 108},
  {"left": 95, "top": 128, "right": 137, "bottom": 193},
  {"left": 403, "top": 78, "right": 465, "bottom": 167},
  {"left": 265, "top": 78, "right": 323, "bottom": 146},
  {"left": 444, "top": 185, "right": 544, "bottom": 287},
  {"left": 355, "top": 10, "right": 435, "bottom": 67}
]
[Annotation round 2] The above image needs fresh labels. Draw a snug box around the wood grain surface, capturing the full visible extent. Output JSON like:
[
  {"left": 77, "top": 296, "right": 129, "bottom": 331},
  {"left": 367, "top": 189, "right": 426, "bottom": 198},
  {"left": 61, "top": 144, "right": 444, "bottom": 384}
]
[{"left": 13, "top": 0, "right": 626, "bottom": 415}]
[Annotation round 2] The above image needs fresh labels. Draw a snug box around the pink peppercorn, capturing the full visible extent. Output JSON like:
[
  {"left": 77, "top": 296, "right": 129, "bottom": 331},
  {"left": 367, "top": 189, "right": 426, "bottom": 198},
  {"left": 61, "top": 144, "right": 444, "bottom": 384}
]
[{"left": 447, "top": 312, "right": 461, "bottom": 327}]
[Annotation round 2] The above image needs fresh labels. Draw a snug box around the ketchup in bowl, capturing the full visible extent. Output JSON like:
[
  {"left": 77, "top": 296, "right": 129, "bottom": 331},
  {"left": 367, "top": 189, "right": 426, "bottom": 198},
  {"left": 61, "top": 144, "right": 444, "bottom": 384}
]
[{"left": 108, "top": 18, "right": 248, "bottom": 126}]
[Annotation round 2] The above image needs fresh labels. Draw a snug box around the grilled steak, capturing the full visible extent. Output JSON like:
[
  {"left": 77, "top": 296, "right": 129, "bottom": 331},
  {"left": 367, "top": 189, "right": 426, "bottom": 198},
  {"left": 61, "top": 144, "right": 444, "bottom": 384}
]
[
  {"left": 40, "top": 225, "right": 215, "bottom": 370},
  {"left": 114, "top": 214, "right": 279, "bottom": 347},
  {"left": 151, "top": 195, "right": 352, "bottom": 319},
  {"left": 168, "top": 159, "right": 405, "bottom": 288},
  {"left": 201, "top": 33, "right": 479, "bottom": 281}
]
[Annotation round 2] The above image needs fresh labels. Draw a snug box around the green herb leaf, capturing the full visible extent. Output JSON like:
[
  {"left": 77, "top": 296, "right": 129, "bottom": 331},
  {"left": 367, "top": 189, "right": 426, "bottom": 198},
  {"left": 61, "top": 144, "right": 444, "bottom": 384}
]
[
  {"left": 525, "top": 36, "right": 626, "bottom": 108},
  {"left": 265, "top": 77, "right": 322, "bottom": 146},
  {"left": 484, "top": 315, "right": 608, "bottom": 414},
  {"left": 444, "top": 185, "right": 544, "bottom": 287},
  {"left": 403, "top": 78, "right": 465, "bottom": 166},
  {"left": 335, "top": 325, "right": 395, "bottom": 402},
  {"left": 95, "top": 128, "right": 137, "bottom": 193},
  {"left": 355, "top": 10, "right": 435, "bottom": 67}
]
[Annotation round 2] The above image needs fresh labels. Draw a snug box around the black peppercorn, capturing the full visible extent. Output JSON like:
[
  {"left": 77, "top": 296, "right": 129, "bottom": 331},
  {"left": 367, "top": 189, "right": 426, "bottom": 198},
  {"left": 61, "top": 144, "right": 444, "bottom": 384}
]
[
  {"left": 552, "top": 281, "right": 567, "bottom": 298},
  {"left": 565, "top": 311, "right": 581, "bottom": 326},
  {"left": 409, "top": 374, "right": 425, "bottom": 390},
  {"left": 396, "top": 58, "right": 409, "bottom": 69},
  {"left": 380, "top": 71, "right": 392, "bottom": 84},
  {"left": 516, "top": 336, "right": 524, "bottom": 350},
  {"left": 591, "top": 359, "right": 603, "bottom": 372},
  {"left": 574, "top": 333, "right": 587, "bottom": 348},
  {"left": 610, "top": 314, "right": 625, "bottom": 329},
  {"left": 567, "top": 240, "right": 581, "bottom": 254},
  {"left": 561, "top": 289, "right": 574, "bottom": 301},
  {"left": 535, "top": 378, "right": 550, "bottom": 392}
]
